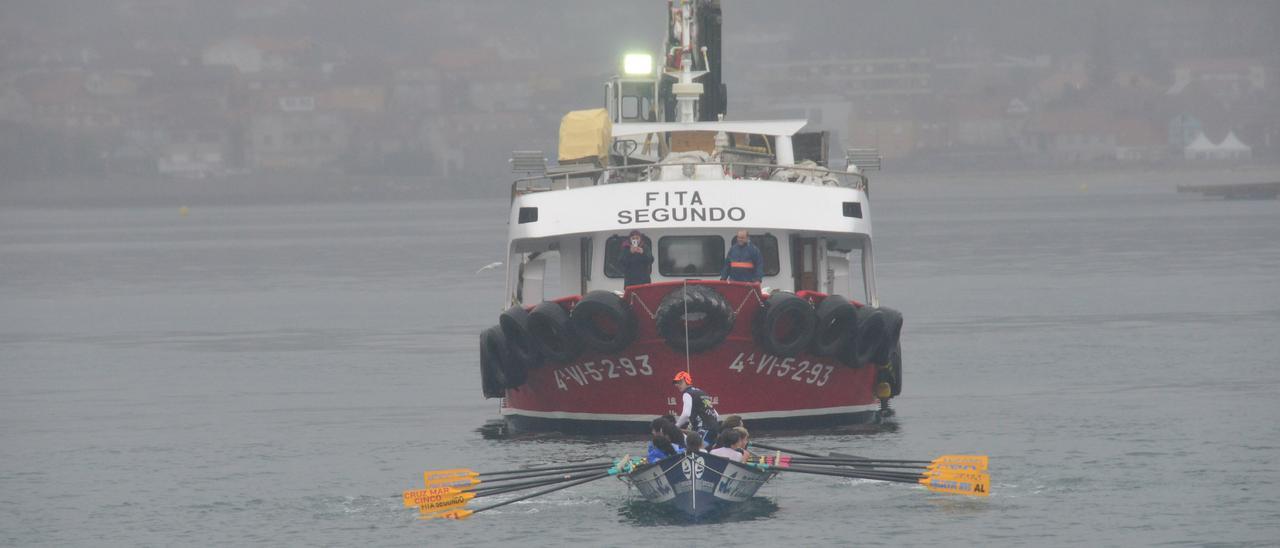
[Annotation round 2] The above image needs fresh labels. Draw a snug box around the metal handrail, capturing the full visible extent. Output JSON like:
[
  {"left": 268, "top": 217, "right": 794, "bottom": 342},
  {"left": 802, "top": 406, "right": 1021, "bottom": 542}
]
[{"left": 510, "top": 161, "right": 869, "bottom": 197}]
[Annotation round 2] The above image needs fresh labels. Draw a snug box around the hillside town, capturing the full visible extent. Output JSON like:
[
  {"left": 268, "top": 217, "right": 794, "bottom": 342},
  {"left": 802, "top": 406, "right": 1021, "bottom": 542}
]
[{"left": 1, "top": 1, "right": 1276, "bottom": 197}]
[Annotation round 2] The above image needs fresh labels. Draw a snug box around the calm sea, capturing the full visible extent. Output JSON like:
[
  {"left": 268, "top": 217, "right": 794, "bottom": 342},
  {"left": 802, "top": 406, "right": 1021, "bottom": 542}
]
[{"left": 2, "top": 168, "right": 1278, "bottom": 546}]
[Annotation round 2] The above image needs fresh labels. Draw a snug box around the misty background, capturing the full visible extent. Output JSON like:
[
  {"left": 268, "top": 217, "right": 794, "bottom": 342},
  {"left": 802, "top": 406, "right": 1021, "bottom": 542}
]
[
  {"left": 3, "top": 2, "right": 1280, "bottom": 544},
  {"left": 1, "top": 0, "right": 1278, "bottom": 205}
]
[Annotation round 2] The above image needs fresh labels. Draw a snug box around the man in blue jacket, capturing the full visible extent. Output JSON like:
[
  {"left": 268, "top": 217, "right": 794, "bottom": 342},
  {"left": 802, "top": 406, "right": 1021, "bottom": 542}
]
[{"left": 719, "top": 229, "right": 763, "bottom": 282}]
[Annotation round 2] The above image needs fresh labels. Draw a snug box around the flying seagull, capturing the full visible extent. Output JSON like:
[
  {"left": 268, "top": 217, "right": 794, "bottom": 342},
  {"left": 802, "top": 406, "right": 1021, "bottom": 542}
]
[{"left": 475, "top": 262, "right": 503, "bottom": 274}]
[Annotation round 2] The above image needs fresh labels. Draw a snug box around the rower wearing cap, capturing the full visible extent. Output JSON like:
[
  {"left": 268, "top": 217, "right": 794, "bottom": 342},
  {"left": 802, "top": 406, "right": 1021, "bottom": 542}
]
[{"left": 672, "top": 371, "right": 720, "bottom": 437}]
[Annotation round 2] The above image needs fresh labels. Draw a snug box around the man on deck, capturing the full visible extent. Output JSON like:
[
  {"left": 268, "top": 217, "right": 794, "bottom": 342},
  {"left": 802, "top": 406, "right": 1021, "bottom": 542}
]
[
  {"left": 619, "top": 230, "right": 653, "bottom": 287},
  {"left": 719, "top": 229, "right": 763, "bottom": 282}
]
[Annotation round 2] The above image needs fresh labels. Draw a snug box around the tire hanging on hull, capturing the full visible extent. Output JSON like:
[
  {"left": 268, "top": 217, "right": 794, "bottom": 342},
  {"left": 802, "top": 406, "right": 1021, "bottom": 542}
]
[
  {"left": 754, "top": 291, "right": 817, "bottom": 357},
  {"left": 569, "top": 290, "right": 637, "bottom": 353},
  {"left": 880, "top": 340, "right": 903, "bottom": 397},
  {"left": 654, "top": 285, "right": 735, "bottom": 353},
  {"left": 527, "top": 301, "right": 582, "bottom": 364},
  {"left": 479, "top": 325, "right": 514, "bottom": 395},
  {"left": 811, "top": 294, "right": 859, "bottom": 363},
  {"left": 499, "top": 305, "right": 543, "bottom": 374},
  {"left": 855, "top": 306, "right": 904, "bottom": 367}
]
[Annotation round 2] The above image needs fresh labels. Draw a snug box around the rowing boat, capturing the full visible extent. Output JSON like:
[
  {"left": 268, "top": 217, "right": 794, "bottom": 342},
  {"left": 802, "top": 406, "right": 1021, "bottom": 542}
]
[{"left": 621, "top": 451, "right": 775, "bottom": 519}]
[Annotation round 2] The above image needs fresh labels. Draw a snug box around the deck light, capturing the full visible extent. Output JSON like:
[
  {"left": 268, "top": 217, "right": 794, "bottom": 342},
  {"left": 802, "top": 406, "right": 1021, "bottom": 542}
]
[{"left": 623, "top": 53, "right": 653, "bottom": 75}]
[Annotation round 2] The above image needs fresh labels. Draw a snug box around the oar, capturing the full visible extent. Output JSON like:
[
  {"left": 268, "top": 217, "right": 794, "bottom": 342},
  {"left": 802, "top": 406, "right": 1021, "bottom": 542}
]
[
  {"left": 776, "top": 464, "right": 923, "bottom": 482},
  {"left": 414, "top": 456, "right": 646, "bottom": 520},
  {"left": 425, "top": 470, "right": 614, "bottom": 520},
  {"left": 468, "top": 461, "right": 614, "bottom": 477},
  {"left": 771, "top": 457, "right": 928, "bottom": 470},
  {"left": 404, "top": 464, "right": 616, "bottom": 503},
  {"left": 750, "top": 442, "right": 921, "bottom": 464},
  {"left": 751, "top": 442, "right": 850, "bottom": 459},
  {"left": 808, "top": 454, "right": 988, "bottom": 470},
  {"left": 470, "top": 470, "right": 611, "bottom": 497},
  {"left": 426, "top": 461, "right": 613, "bottom": 481},
  {"left": 424, "top": 462, "right": 614, "bottom": 489},
  {"left": 762, "top": 464, "right": 990, "bottom": 497},
  {"left": 755, "top": 451, "right": 987, "bottom": 471},
  {"left": 408, "top": 476, "right": 588, "bottom": 514}
]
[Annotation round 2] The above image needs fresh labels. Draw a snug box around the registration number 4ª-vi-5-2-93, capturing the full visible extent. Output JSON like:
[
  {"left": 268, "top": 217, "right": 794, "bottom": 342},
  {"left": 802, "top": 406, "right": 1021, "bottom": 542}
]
[
  {"left": 553, "top": 355, "right": 653, "bottom": 391},
  {"left": 727, "top": 352, "right": 834, "bottom": 386}
]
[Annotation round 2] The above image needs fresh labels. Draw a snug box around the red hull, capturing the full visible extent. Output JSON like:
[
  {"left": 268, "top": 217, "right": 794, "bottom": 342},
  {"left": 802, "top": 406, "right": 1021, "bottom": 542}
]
[{"left": 500, "top": 282, "right": 884, "bottom": 432}]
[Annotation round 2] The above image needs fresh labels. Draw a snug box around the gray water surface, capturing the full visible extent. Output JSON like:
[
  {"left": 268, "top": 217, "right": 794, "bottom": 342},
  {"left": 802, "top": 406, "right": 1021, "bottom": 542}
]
[{"left": 3, "top": 173, "right": 1279, "bottom": 546}]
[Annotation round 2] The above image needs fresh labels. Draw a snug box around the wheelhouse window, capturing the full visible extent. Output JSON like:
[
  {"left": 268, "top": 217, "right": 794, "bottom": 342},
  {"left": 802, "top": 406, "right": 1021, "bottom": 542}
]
[
  {"left": 749, "top": 234, "right": 781, "bottom": 277},
  {"left": 659, "top": 236, "right": 725, "bottom": 277},
  {"left": 603, "top": 234, "right": 653, "bottom": 278}
]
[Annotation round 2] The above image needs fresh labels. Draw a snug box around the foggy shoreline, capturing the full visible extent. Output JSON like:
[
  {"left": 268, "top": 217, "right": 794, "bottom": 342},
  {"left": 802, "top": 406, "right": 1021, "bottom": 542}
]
[{"left": 4, "top": 162, "right": 1279, "bottom": 209}]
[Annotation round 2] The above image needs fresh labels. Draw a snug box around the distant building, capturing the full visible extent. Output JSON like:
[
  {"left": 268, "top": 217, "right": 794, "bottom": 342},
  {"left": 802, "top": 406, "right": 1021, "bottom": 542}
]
[
  {"left": 1167, "top": 59, "right": 1267, "bottom": 104},
  {"left": 157, "top": 126, "right": 229, "bottom": 178},
  {"left": 1167, "top": 114, "right": 1203, "bottom": 149},
  {"left": 15, "top": 70, "right": 121, "bottom": 131},
  {"left": 202, "top": 37, "right": 312, "bottom": 74},
  {"left": 1113, "top": 120, "right": 1168, "bottom": 162},
  {"left": 1024, "top": 109, "right": 1165, "bottom": 164},
  {"left": 248, "top": 111, "right": 346, "bottom": 171},
  {"left": 847, "top": 117, "right": 917, "bottom": 161}
]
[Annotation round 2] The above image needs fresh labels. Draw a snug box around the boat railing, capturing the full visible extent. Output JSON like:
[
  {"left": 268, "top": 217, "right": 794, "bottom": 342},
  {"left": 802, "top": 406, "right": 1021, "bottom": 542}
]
[{"left": 510, "top": 161, "right": 869, "bottom": 197}]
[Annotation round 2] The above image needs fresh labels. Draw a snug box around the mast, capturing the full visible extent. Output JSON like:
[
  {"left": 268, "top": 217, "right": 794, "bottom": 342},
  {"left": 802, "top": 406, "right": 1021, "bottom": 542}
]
[{"left": 661, "top": 0, "right": 723, "bottom": 123}]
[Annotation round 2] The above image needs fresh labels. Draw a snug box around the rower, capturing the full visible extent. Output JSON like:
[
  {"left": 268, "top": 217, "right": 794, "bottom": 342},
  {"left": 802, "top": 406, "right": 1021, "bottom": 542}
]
[
  {"left": 709, "top": 429, "right": 746, "bottom": 462},
  {"left": 646, "top": 416, "right": 686, "bottom": 462},
  {"left": 651, "top": 416, "right": 686, "bottom": 449},
  {"left": 684, "top": 431, "right": 705, "bottom": 453},
  {"left": 648, "top": 435, "right": 681, "bottom": 463}
]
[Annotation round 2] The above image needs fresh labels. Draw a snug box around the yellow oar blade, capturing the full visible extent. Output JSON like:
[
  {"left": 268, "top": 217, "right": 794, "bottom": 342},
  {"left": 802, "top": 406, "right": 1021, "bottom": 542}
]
[
  {"left": 440, "top": 509, "right": 474, "bottom": 520},
  {"left": 920, "top": 474, "right": 990, "bottom": 497},
  {"left": 931, "top": 455, "right": 988, "bottom": 470},
  {"left": 424, "top": 469, "right": 479, "bottom": 483},
  {"left": 419, "top": 501, "right": 476, "bottom": 519},
  {"left": 929, "top": 462, "right": 986, "bottom": 474},
  {"left": 403, "top": 486, "right": 464, "bottom": 508},
  {"left": 416, "top": 492, "right": 476, "bottom": 514},
  {"left": 923, "top": 470, "right": 990, "bottom": 483},
  {"left": 418, "top": 506, "right": 474, "bottom": 520},
  {"left": 424, "top": 476, "right": 482, "bottom": 489}
]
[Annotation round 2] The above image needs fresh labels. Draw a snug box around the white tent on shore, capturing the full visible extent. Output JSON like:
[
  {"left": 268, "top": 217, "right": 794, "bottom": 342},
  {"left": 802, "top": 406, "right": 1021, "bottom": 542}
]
[
  {"left": 1184, "top": 132, "right": 1218, "bottom": 159},
  {"left": 1184, "top": 131, "right": 1252, "bottom": 160},
  {"left": 1217, "top": 131, "right": 1252, "bottom": 159}
]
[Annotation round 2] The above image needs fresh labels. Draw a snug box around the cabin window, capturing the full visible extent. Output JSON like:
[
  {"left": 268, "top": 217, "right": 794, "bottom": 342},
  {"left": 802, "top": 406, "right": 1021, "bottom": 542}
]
[
  {"left": 658, "top": 236, "right": 725, "bottom": 277},
  {"left": 603, "top": 234, "right": 653, "bottom": 278},
  {"left": 749, "top": 234, "right": 781, "bottom": 276},
  {"left": 621, "top": 95, "right": 652, "bottom": 121}
]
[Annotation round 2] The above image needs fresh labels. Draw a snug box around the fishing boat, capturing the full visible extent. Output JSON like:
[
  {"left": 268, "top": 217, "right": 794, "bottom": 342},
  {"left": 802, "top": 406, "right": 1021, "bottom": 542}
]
[
  {"left": 478, "top": 0, "right": 904, "bottom": 433},
  {"left": 621, "top": 451, "right": 775, "bottom": 519}
]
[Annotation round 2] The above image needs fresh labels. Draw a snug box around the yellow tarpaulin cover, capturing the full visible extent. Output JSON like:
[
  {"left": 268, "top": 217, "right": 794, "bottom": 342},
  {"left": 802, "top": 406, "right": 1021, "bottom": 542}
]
[{"left": 558, "top": 108, "right": 612, "bottom": 164}]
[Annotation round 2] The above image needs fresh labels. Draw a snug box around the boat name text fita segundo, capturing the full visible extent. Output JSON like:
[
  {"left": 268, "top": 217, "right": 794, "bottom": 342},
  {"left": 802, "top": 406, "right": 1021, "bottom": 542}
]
[{"left": 617, "top": 190, "right": 746, "bottom": 225}]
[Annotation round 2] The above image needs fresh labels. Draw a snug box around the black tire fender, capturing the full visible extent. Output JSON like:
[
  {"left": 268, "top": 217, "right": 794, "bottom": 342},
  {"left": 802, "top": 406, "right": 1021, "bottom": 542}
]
[
  {"left": 855, "top": 306, "right": 903, "bottom": 366},
  {"left": 527, "top": 301, "right": 583, "bottom": 364},
  {"left": 654, "top": 285, "right": 735, "bottom": 353},
  {"left": 569, "top": 291, "right": 637, "bottom": 353},
  {"left": 883, "top": 340, "right": 903, "bottom": 396},
  {"left": 480, "top": 325, "right": 517, "bottom": 394},
  {"left": 811, "top": 295, "right": 859, "bottom": 361},
  {"left": 753, "top": 292, "right": 817, "bottom": 357},
  {"left": 499, "top": 305, "right": 543, "bottom": 370}
]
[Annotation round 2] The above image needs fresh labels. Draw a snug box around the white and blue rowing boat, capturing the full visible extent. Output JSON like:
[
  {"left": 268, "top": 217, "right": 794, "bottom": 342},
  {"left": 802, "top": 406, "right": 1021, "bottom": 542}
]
[{"left": 621, "top": 452, "right": 775, "bottom": 519}]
